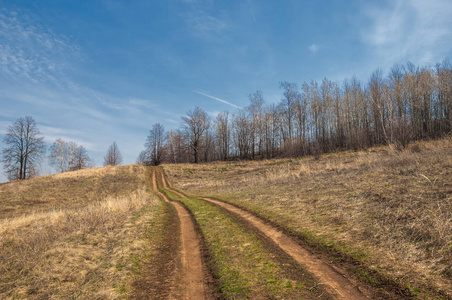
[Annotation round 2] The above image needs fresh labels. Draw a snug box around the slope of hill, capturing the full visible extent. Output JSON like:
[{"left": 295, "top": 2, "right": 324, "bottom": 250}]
[
  {"left": 164, "top": 138, "right": 452, "bottom": 299},
  {"left": 0, "top": 165, "right": 159, "bottom": 299},
  {"left": 2, "top": 140, "right": 450, "bottom": 299}
]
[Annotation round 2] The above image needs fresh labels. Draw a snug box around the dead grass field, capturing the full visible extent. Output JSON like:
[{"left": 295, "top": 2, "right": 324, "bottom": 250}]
[
  {"left": 0, "top": 165, "right": 159, "bottom": 299},
  {"left": 0, "top": 165, "right": 149, "bottom": 220},
  {"left": 164, "top": 138, "right": 452, "bottom": 299}
]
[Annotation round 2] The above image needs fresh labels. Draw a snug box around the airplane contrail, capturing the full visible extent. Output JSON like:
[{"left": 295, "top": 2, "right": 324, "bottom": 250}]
[{"left": 194, "top": 90, "right": 243, "bottom": 109}]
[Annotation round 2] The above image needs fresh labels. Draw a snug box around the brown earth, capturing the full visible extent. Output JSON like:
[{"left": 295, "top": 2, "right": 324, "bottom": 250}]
[{"left": 150, "top": 167, "right": 213, "bottom": 300}]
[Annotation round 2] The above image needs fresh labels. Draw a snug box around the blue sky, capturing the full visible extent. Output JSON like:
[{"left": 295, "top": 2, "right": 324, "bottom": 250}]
[{"left": 1, "top": 0, "right": 451, "bottom": 182}]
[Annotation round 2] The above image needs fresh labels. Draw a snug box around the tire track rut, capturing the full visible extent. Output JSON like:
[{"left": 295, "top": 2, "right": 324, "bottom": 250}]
[
  {"left": 151, "top": 167, "right": 211, "bottom": 300},
  {"left": 159, "top": 167, "right": 374, "bottom": 300}
]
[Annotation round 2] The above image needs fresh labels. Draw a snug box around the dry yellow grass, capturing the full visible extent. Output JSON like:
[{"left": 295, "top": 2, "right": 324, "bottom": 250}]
[
  {"left": 0, "top": 165, "right": 158, "bottom": 299},
  {"left": 164, "top": 138, "right": 452, "bottom": 299},
  {"left": 0, "top": 165, "right": 147, "bottom": 219}
]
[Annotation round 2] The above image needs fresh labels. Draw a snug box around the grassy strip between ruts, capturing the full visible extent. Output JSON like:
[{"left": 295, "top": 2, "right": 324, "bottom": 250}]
[
  {"left": 163, "top": 189, "right": 331, "bottom": 300},
  {"left": 131, "top": 186, "right": 181, "bottom": 299}
]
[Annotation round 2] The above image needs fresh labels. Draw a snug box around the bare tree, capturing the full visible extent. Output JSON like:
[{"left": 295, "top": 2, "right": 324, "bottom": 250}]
[
  {"left": 215, "top": 111, "right": 230, "bottom": 160},
  {"left": 307, "top": 80, "right": 321, "bottom": 153},
  {"left": 1, "top": 116, "right": 46, "bottom": 180},
  {"left": 435, "top": 59, "right": 452, "bottom": 134},
  {"left": 70, "top": 145, "right": 93, "bottom": 170},
  {"left": 145, "top": 123, "right": 167, "bottom": 166},
  {"left": 203, "top": 125, "right": 214, "bottom": 162},
  {"left": 49, "top": 138, "right": 70, "bottom": 173},
  {"left": 388, "top": 64, "right": 412, "bottom": 147},
  {"left": 248, "top": 91, "right": 265, "bottom": 159},
  {"left": 279, "top": 82, "right": 299, "bottom": 142},
  {"left": 319, "top": 78, "right": 335, "bottom": 152},
  {"left": 263, "top": 103, "right": 281, "bottom": 158},
  {"left": 161, "top": 59, "right": 451, "bottom": 164},
  {"left": 349, "top": 77, "right": 370, "bottom": 149},
  {"left": 104, "top": 142, "right": 123, "bottom": 166},
  {"left": 369, "top": 69, "right": 387, "bottom": 144},
  {"left": 232, "top": 110, "right": 252, "bottom": 159},
  {"left": 182, "top": 107, "right": 209, "bottom": 163},
  {"left": 294, "top": 83, "right": 309, "bottom": 155},
  {"left": 136, "top": 150, "right": 151, "bottom": 166},
  {"left": 167, "top": 130, "right": 188, "bottom": 163},
  {"left": 49, "top": 139, "right": 93, "bottom": 172}
]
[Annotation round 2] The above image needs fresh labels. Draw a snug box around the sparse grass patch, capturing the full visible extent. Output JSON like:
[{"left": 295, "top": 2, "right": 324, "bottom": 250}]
[{"left": 164, "top": 138, "right": 452, "bottom": 299}]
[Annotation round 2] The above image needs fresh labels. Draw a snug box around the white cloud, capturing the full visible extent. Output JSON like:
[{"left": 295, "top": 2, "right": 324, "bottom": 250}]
[
  {"left": 190, "top": 13, "right": 230, "bottom": 33},
  {"left": 38, "top": 125, "right": 82, "bottom": 136},
  {"left": 0, "top": 9, "right": 179, "bottom": 169},
  {"left": 128, "top": 98, "right": 156, "bottom": 110},
  {"left": 361, "top": 0, "right": 452, "bottom": 68},
  {"left": 194, "top": 89, "right": 243, "bottom": 109},
  {"left": 181, "top": 3, "right": 231, "bottom": 39},
  {"left": 0, "top": 10, "right": 116, "bottom": 128},
  {"left": 0, "top": 120, "right": 10, "bottom": 134},
  {"left": 165, "top": 118, "right": 179, "bottom": 124},
  {"left": 309, "top": 44, "right": 318, "bottom": 54},
  {"left": 40, "top": 125, "right": 99, "bottom": 151},
  {"left": 0, "top": 11, "right": 79, "bottom": 83},
  {"left": 207, "top": 110, "right": 221, "bottom": 118}
]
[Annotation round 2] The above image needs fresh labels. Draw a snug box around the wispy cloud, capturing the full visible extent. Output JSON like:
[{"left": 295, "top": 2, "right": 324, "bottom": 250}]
[
  {"left": 194, "top": 89, "right": 242, "bottom": 109},
  {"left": 309, "top": 44, "right": 318, "bottom": 54},
  {"left": 128, "top": 98, "right": 156, "bottom": 110},
  {"left": 0, "top": 10, "right": 79, "bottom": 83},
  {"left": 190, "top": 13, "right": 230, "bottom": 33},
  {"left": 361, "top": 0, "right": 452, "bottom": 67},
  {"left": 207, "top": 110, "right": 221, "bottom": 118},
  {"left": 0, "top": 120, "right": 10, "bottom": 134},
  {"left": 40, "top": 125, "right": 100, "bottom": 151},
  {"left": 0, "top": 9, "right": 168, "bottom": 169},
  {"left": 181, "top": 2, "right": 231, "bottom": 39},
  {"left": 0, "top": 10, "right": 113, "bottom": 122},
  {"left": 247, "top": 0, "right": 257, "bottom": 23},
  {"left": 165, "top": 118, "right": 178, "bottom": 124}
]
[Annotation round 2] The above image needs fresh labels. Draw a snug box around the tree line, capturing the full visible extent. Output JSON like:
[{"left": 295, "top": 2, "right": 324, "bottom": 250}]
[
  {"left": 139, "top": 60, "right": 452, "bottom": 165},
  {"left": 2, "top": 60, "right": 451, "bottom": 179},
  {"left": 1, "top": 116, "right": 123, "bottom": 181}
]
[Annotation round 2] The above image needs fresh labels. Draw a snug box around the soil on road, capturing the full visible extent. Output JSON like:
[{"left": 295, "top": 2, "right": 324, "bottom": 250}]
[{"left": 151, "top": 168, "right": 213, "bottom": 300}]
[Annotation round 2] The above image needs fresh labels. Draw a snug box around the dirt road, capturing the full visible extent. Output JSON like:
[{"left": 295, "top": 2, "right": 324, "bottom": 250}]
[
  {"left": 151, "top": 168, "right": 212, "bottom": 300},
  {"left": 200, "top": 197, "right": 374, "bottom": 299},
  {"left": 157, "top": 167, "right": 375, "bottom": 300}
]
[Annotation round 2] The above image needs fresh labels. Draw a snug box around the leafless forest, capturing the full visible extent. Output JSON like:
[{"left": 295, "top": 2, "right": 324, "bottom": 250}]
[{"left": 140, "top": 60, "right": 452, "bottom": 165}]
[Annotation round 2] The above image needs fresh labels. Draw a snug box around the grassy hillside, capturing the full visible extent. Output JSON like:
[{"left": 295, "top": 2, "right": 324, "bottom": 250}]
[
  {"left": 164, "top": 138, "right": 452, "bottom": 299},
  {"left": 0, "top": 165, "right": 160, "bottom": 299},
  {"left": 0, "top": 165, "right": 148, "bottom": 219},
  {"left": 2, "top": 140, "right": 450, "bottom": 299}
]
